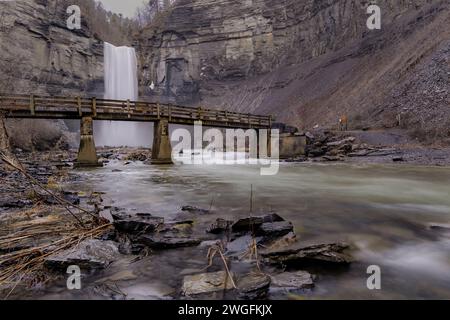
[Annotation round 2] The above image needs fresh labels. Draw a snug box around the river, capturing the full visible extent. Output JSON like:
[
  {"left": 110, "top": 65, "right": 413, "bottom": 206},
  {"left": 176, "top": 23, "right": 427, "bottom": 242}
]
[{"left": 35, "top": 160, "right": 450, "bottom": 299}]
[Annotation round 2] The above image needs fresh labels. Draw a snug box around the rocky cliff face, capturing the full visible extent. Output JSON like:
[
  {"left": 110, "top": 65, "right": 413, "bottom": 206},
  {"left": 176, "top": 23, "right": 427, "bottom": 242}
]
[
  {"left": 138, "top": 0, "right": 449, "bottom": 140},
  {"left": 138, "top": 0, "right": 429, "bottom": 100},
  {"left": 0, "top": 0, "right": 106, "bottom": 151},
  {"left": 0, "top": 0, "right": 104, "bottom": 96}
]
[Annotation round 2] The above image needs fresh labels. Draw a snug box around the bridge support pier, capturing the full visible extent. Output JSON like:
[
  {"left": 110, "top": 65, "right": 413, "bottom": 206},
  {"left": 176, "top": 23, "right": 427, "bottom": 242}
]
[
  {"left": 75, "top": 116, "right": 102, "bottom": 168},
  {"left": 151, "top": 119, "right": 173, "bottom": 164}
]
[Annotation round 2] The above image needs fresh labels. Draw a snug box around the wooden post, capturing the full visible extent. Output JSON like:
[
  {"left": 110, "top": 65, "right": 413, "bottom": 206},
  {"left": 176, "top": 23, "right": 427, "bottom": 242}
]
[
  {"left": 127, "top": 99, "right": 131, "bottom": 118},
  {"left": 267, "top": 115, "right": 273, "bottom": 157},
  {"left": 30, "top": 94, "right": 35, "bottom": 115},
  {"left": 168, "top": 105, "right": 172, "bottom": 122},
  {"left": 92, "top": 97, "right": 97, "bottom": 117},
  {"left": 198, "top": 107, "right": 202, "bottom": 120},
  {"left": 77, "top": 96, "right": 82, "bottom": 117},
  {"left": 157, "top": 103, "right": 161, "bottom": 119}
]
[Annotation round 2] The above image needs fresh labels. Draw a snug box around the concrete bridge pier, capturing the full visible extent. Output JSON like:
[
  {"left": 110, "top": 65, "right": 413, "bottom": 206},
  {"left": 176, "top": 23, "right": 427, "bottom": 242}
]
[
  {"left": 255, "top": 128, "right": 272, "bottom": 159},
  {"left": 151, "top": 119, "right": 173, "bottom": 164},
  {"left": 75, "top": 116, "right": 102, "bottom": 168}
]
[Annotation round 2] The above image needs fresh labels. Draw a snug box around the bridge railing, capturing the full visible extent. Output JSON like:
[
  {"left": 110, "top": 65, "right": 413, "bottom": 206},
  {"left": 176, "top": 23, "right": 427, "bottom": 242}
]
[{"left": 0, "top": 94, "right": 272, "bottom": 127}]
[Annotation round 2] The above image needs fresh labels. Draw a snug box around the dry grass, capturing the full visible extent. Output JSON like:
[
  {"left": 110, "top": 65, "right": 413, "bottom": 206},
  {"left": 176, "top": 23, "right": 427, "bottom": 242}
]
[
  {"left": 204, "top": 241, "right": 237, "bottom": 289},
  {"left": 0, "top": 151, "right": 112, "bottom": 299}
]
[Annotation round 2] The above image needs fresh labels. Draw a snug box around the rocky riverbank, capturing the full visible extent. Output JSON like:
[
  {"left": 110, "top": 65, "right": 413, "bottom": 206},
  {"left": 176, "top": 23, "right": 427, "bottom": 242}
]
[
  {"left": 1, "top": 144, "right": 450, "bottom": 299},
  {"left": 0, "top": 148, "right": 357, "bottom": 300},
  {"left": 290, "top": 129, "right": 450, "bottom": 166}
]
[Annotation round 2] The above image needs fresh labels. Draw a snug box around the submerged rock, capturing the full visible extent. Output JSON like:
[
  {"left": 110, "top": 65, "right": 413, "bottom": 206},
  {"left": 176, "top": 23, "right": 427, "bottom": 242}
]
[
  {"left": 429, "top": 223, "right": 450, "bottom": 232},
  {"left": 138, "top": 234, "right": 201, "bottom": 250},
  {"left": 237, "top": 273, "right": 271, "bottom": 300},
  {"left": 231, "top": 213, "right": 285, "bottom": 233},
  {"left": 262, "top": 242, "right": 353, "bottom": 267},
  {"left": 182, "top": 271, "right": 235, "bottom": 296},
  {"left": 270, "top": 271, "right": 315, "bottom": 291},
  {"left": 226, "top": 234, "right": 263, "bottom": 256},
  {"left": 181, "top": 205, "right": 211, "bottom": 215},
  {"left": 44, "top": 239, "right": 121, "bottom": 271}
]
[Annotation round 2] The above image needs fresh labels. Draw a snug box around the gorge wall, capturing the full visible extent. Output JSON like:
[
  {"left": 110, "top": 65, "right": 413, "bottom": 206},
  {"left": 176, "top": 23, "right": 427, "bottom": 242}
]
[
  {"left": 1, "top": 0, "right": 449, "bottom": 149},
  {"left": 138, "top": 0, "right": 450, "bottom": 140},
  {"left": 0, "top": 0, "right": 134, "bottom": 150},
  {"left": 0, "top": 0, "right": 105, "bottom": 96}
]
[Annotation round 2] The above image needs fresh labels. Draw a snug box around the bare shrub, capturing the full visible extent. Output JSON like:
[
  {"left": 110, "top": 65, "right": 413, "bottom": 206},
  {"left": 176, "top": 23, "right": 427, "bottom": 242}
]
[{"left": 5, "top": 119, "right": 75, "bottom": 152}]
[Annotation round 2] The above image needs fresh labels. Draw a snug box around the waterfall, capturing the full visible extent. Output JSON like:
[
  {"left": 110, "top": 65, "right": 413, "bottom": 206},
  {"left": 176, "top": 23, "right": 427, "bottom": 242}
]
[
  {"left": 95, "top": 42, "right": 151, "bottom": 147},
  {"left": 104, "top": 42, "right": 138, "bottom": 101}
]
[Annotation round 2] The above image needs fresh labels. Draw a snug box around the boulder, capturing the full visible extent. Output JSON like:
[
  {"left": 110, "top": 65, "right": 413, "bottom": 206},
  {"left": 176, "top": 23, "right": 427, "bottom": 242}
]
[
  {"left": 262, "top": 242, "right": 353, "bottom": 267},
  {"left": 270, "top": 271, "right": 314, "bottom": 291},
  {"left": 181, "top": 271, "right": 235, "bottom": 296},
  {"left": 44, "top": 239, "right": 121, "bottom": 271},
  {"left": 113, "top": 213, "right": 164, "bottom": 234},
  {"left": 256, "top": 221, "right": 294, "bottom": 238},
  {"left": 231, "top": 213, "right": 284, "bottom": 233}
]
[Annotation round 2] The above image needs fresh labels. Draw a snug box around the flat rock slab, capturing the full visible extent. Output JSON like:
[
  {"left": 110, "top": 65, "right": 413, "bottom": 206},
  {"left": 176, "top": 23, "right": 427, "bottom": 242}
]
[
  {"left": 262, "top": 242, "right": 353, "bottom": 266},
  {"left": 270, "top": 271, "right": 314, "bottom": 291},
  {"left": 0, "top": 199, "right": 33, "bottom": 208},
  {"left": 45, "top": 239, "right": 121, "bottom": 271},
  {"left": 182, "top": 271, "right": 235, "bottom": 296},
  {"left": 139, "top": 235, "right": 201, "bottom": 250},
  {"left": 231, "top": 213, "right": 284, "bottom": 233},
  {"left": 237, "top": 273, "right": 271, "bottom": 300},
  {"left": 113, "top": 213, "right": 164, "bottom": 234}
]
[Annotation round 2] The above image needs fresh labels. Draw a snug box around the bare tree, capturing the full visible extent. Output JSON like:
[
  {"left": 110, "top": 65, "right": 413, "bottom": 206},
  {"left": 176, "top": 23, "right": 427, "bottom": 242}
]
[{"left": 135, "top": 0, "right": 177, "bottom": 27}]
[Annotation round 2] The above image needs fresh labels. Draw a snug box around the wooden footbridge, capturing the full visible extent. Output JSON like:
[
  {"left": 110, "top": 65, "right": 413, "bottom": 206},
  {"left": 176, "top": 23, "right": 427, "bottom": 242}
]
[{"left": 0, "top": 94, "right": 273, "bottom": 165}]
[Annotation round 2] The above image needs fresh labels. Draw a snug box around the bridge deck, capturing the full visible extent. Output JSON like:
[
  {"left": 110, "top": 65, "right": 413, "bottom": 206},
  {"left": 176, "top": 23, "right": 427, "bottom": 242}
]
[{"left": 0, "top": 94, "right": 272, "bottom": 129}]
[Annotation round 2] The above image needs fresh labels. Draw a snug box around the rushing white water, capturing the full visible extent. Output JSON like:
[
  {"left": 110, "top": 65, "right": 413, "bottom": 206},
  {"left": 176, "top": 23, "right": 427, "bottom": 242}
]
[{"left": 95, "top": 42, "right": 151, "bottom": 147}]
